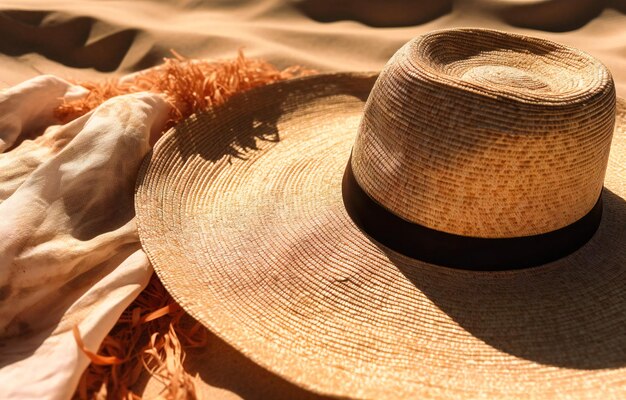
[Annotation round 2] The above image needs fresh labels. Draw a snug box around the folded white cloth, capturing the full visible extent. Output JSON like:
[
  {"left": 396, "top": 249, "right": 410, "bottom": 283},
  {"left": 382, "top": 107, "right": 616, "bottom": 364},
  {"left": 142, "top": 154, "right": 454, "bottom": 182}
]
[{"left": 0, "top": 75, "right": 170, "bottom": 399}]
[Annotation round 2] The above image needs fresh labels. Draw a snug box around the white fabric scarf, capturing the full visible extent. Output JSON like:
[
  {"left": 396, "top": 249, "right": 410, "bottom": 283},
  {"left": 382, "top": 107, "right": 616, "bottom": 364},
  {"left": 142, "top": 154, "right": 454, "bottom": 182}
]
[{"left": 0, "top": 75, "right": 170, "bottom": 399}]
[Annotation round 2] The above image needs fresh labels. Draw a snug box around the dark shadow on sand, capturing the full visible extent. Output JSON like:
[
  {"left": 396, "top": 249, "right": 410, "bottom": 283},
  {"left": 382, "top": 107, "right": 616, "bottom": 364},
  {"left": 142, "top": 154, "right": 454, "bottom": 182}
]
[
  {"left": 293, "top": 0, "right": 452, "bottom": 28},
  {"left": 0, "top": 10, "right": 136, "bottom": 72},
  {"left": 495, "top": 0, "right": 626, "bottom": 32},
  {"left": 183, "top": 329, "right": 336, "bottom": 400}
]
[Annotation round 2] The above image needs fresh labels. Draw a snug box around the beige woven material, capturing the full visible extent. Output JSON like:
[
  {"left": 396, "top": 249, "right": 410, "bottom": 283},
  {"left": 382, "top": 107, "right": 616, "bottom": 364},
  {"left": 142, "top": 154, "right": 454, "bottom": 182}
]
[
  {"left": 353, "top": 29, "right": 615, "bottom": 237},
  {"left": 135, "top": 29, "right": 626, "bottom": 399}
]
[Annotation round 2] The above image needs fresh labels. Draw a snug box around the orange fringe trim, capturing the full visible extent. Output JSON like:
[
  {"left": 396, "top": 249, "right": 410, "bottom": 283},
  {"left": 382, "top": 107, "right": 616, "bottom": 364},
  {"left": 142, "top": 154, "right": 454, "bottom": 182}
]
[
  {"left": 73, "top": 275, "right": 206, "bottom": 400},
  {"left": 66, "top": 52, "right": 313, "bottom": 399},
  {"left": 55, "top": 49, "right": 313, "bottom": 128}
]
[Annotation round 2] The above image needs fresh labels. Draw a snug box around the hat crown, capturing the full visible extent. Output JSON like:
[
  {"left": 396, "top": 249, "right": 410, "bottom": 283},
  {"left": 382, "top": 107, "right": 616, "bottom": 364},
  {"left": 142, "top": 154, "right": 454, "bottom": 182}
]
[{"left": 351, "top": 28, "right": 616, "bottom": 238}]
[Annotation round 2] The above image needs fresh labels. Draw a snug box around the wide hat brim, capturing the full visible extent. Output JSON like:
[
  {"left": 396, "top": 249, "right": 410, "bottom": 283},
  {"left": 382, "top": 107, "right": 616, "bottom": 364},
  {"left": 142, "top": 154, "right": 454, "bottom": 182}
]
[{"left": 135, "top": 73, "right": 626, "bottom": 399}]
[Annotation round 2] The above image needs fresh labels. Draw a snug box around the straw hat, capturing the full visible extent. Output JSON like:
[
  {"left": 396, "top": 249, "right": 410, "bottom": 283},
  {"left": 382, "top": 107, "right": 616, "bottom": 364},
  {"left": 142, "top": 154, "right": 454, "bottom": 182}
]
[{"left": 135, "top": 28, "right": 626, "bottom": 398}]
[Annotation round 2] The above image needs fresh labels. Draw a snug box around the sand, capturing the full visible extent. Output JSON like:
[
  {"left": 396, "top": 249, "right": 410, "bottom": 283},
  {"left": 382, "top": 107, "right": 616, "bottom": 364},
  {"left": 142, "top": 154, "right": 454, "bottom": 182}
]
[
  {"left": 0, "top": 0, "right": 625, "bottom": 94},
  {"left": 0, "top": 1, "right": 624, "bottom": 398}
]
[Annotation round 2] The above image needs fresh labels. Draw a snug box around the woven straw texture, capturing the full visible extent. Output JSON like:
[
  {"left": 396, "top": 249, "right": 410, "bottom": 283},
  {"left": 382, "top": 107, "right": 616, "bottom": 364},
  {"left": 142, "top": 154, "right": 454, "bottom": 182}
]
[
  {"left": 136, "top": 29, "right": 626, "bottom": 399},
  {"left": 353, "top": 29, "right": 615, "bottom": 237}
]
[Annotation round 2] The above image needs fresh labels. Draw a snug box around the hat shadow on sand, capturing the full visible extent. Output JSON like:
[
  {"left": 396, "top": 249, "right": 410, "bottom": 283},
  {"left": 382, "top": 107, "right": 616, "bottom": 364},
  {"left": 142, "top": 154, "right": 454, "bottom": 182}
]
[
  {"left": 177, "top": 331, "right": 334, "bottom": 400},
  {"left": 380, "top": 188, "right": 626, "bottom": 370}
]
